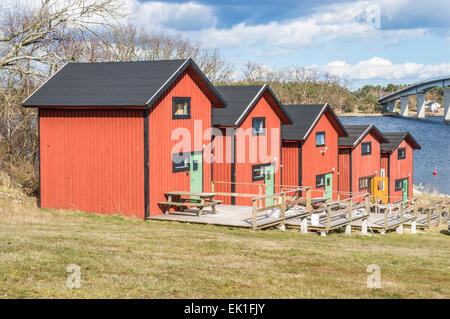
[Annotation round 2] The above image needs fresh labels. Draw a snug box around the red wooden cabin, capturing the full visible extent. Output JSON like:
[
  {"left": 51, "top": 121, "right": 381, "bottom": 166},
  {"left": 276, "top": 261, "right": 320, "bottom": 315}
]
[
  {"left": 338, "top": 124, "right": 388, "bottom": 201},
  {"left": 22, "top": 58, "right": 227, "bottom": 219},
  {"left": 212, "top": 85, "right": 292, "bottom": 206},
  {"left": 281, "top": 104, "right": 348, "bottom": 200},
  {"left": 380, "top": 132, "right": 421, "bottom": 203}
]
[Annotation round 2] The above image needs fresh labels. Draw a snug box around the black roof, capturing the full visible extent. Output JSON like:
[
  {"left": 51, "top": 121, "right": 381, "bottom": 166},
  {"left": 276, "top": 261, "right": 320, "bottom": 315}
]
[
  {"left": 381, "top": 132, "right": 421, "bottom": 151},
  {"left": 22, "top": 58, "right": 226, "bottom": 108},
  {"left": 282, "top": 104, "right": 347, "bottom": 141},
  {"left": 339, "top": 124, "right": 387, "bottom": 147},
  {"left": 212, "top": 84, "right": 292, "bottom": 126},
  {"left": 213, "top": 85, "right": 264, "bottom": 126}
]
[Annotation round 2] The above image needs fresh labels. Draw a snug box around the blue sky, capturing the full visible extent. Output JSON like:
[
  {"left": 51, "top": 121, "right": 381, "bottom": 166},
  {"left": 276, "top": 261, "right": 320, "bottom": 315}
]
[{"left": 126, "top": 0, "right": 450, "bottom": 89}]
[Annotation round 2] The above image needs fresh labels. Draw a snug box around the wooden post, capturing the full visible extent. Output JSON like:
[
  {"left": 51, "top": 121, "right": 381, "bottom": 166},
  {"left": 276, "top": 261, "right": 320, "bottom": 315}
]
[
  {"left": 427, "top": 208, "right": 432, "bottom": 230},
  {"left": 347, "top": 199, "right": 352, "bottom": 222},
  {"left": 211, "top": 181, "right": 214, "bottom": 193},
  {"left": 365, "top": 194, "right": 370, "bottom": 216},
  {"left": 337, "top": 193, "right": 340, "bottom": 201},
  {"left": 414, "top": 199, "right": 418, "bottom": 219},
  {"left": 384, "top": 206, "right": 388, "bottom": 233},
  {"left": 280, "top": 193, "right": 286, "bottom": 227},
  {"left": 252, "top": 199, "right": 258, "bottom": 231},
  {"left": 400, "top": 202, "right": 404, "bottom": 223},
  {"left": 326, "top": 204, "right": 331, "bottom": 231},
  {"left": 259, "top": 184, "right": 263, "bottom": 207},
  {"left": 306, "top": 187, "right": 312, "bottom": 214}
]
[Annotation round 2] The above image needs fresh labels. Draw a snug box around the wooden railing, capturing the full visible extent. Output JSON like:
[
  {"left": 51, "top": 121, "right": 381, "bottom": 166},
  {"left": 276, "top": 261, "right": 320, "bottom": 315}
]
[
  {"left": 420, "top": 199, "right": 450, "bottom": 229},
  {"left": 250, "top": 187, "right": 311, "bottom": 230},
  {"left": 311, "top": 193, "right": 370, "bottom": 233}
]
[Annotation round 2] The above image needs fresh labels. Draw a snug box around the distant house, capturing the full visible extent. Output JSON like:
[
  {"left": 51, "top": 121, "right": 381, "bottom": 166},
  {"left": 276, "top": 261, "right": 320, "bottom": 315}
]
[
  {"left": 424, "top": 101, "right": 440, "bottom": 112},
  {"left": 380, "top": 132, "right": 421, "bottom": 203},
  {"left": 338, "top": 124, "right": 388, "bottom": 202},
  {"left": 281, "top": 104, "right": 348, "bottom": 200},
  {"left": 212, "top": 85, "right": 292, "bottom": 206}
]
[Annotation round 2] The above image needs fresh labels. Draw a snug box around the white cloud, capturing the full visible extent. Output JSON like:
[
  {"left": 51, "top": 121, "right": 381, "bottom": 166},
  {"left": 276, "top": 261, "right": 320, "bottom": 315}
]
[
  {"left": 178, "top": 0, "right": 427, "bottom": 50},
  {"left": 123, "top": 0, "right": 217, "bottom": 31},
  {"left": 317, "top": 57, "right": 450, "bottom": 80},
  {"left": 4, "top": 0, "right": 433, "bottom": 52}
]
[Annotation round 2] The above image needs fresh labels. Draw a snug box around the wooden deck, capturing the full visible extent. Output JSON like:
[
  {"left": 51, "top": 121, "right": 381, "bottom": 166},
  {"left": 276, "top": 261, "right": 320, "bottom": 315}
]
[
  {"left": 148, "top": 204, "right": 309, "bottom": 229},
  {"left": 286, "top": 207, "right": 368, "bottom": 230},
  {"left": 351, "top": 212, "right": 414, "bottom": 231}
]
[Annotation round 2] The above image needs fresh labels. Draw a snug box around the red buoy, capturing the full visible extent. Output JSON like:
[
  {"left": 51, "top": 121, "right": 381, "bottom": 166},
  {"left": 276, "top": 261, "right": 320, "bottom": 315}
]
[{"left": 433, "top": 170, "right": 437, "bottom": 176}]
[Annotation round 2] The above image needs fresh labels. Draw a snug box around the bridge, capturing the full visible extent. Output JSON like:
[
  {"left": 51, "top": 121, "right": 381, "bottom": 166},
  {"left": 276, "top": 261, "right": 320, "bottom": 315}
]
[{"left": 377, "top": 75, "right": 450, "bottom": 121}]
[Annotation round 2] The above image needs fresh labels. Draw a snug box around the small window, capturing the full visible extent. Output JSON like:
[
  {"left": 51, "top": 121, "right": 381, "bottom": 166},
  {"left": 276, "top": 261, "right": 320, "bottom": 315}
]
[
  {"left": 395, "top": 179, "right": 405, "bottom": 191},
  {"left": 252, "top": 164, "right": 265, "bottom": 181},
  {"left": 172, "top": 152, "right": 190, "bottom": 172},
  {"left": 398, "top": 147, "right": 406, "bottom": 160},
  {"left": 380, "top": 169, "right": 385, "bottom": 177},
  {"left": 252, "top": 117, "right": 266, "bottom": 136},
  {"left": 359, "top": 177, "right": 370, "bottom": 190},
  {"left": 361, "top": 142, "right": 372, "bottom": 155},
  {"left": 316, "top": 174, "right": 325, "bottom": 188},
  {"left": 172, "top": 97, "right": 191, "bottom": 119},
  {"left": 316, "top": 132, "right": 325, "bottom": 147}
]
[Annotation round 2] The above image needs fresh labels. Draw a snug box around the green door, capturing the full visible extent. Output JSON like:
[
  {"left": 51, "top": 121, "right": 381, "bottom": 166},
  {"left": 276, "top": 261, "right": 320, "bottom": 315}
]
[
  {"left": 324, "top": 173, "right": 333, "bottom": 200},
  {"left": 264, "top": 165, "right": 275, "bottom": 207},
  {"left": 190, "top": 153, "right": 203, "bottom": 195},
  {"left": 402, "top": 179, "right": 408, "bottom": 202}
]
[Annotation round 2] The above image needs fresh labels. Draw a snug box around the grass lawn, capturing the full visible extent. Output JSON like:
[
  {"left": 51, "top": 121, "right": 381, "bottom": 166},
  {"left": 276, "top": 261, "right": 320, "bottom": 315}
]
[{"left": 0, "top": 188, "right": 449, "bottom": 298}]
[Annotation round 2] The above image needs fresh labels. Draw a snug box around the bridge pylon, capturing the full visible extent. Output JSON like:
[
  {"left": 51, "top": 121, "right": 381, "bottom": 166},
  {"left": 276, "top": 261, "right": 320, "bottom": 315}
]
[
  {"left": 416, "top": 93, "right": 426, "bottom": 119},
  {"left": 399, "top": 96, "right": 409, "bottom": 117}
]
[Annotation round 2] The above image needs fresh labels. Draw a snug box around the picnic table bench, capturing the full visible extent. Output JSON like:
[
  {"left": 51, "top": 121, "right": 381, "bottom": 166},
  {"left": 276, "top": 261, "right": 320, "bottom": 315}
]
[{"left": 158, "top": 191, "right": 222, "bottom": 217}]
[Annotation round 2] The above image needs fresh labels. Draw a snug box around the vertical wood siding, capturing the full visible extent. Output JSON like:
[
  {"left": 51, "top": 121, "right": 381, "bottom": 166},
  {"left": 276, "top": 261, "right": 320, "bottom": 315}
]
[
  {"left": 301, "top": 111, "right": 339, "bottom": 200},
  {"left": 386, "top": 140, "right": 414, "bottom": 202},
  {"left": 338, "top": 148, "right": 351, "bottom": 199},
  {"left": 212, "top": 128, "right": 232, "bottom": 204},
  {"left": 281, "top": 141, "right": 300, "bottom": 187},
  {"left": 234, "top": 91, "right": 282, "bottom": 206},
  {"left": 350, "top": 131, "right": 381, "bottom": 201},
  {"left": 148, "top": 66, "right": 213, "bottom": 215},
  {"left": 40, "top": 109, "right": 145, "bottom": 218}
]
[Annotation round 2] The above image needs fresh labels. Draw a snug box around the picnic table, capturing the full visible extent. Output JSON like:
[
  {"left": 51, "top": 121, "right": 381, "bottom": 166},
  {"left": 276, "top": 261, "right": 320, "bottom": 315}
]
[{"left": 158, "top": 191, "right": 222, "bottom": 217}]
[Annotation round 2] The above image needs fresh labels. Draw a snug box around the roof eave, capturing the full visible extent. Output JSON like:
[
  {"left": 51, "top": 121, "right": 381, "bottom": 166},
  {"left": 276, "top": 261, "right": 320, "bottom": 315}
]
[
  {"left": 145, "top": 58, "right": 227, "bottom": 109},
  {"left": 302, "top": 103, "right": 348, "bottom": 140},
  {"left": 22, "top": 61, "right": 71, "bottom": 107}
]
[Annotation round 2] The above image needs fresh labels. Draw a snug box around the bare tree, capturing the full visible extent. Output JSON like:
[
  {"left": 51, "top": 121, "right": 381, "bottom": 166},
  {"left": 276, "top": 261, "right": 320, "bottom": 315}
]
[
  {"left": 0, "top": 0, "right": 124, "bottom": 194},
  {"left": 97, "top": 23, "right": 234, "bottom": 84},
  {"left": 0, "top": 0, "right": 124, "bottom": 84}
]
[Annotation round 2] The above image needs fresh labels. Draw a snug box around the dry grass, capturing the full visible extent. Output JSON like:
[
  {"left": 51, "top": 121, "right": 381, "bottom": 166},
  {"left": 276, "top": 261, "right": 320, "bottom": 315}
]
[{"left": 0, "top": 185, "right": 449, "bottom": 299}]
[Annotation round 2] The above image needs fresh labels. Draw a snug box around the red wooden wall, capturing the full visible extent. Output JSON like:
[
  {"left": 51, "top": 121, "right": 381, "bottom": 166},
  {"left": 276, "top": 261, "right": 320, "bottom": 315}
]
[
  {"left": 234, "top": 91, "right": 282, "bottom": 206},
  {"left": 212, "top": 127, "right": 232, "bottom": 204},
  {"left": 281, "top": 141, "right": 300, "bottom": 187},
  {"left": 40, "top": 109, "right": 145, "bottom": 218},
  {"left": 385, "top": 140, "right": 414, "bottom": 202},
  {"left": 338, "top": 148, "right": 351, "bottom": 199},
  {"left": 148, "top": 66, "right": 214, "bottom": 215},
  {"left": 301, "top": 111, "right": 339, "bottom": 200},
  {"left": 350, "top": 131, "right": 381, "bottom": 201}
]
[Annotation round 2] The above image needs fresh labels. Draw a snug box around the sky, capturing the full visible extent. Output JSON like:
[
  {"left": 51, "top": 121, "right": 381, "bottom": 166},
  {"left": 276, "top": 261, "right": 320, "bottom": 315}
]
[
  {"left": 120, "top": 0, "right": 450, "bottom": 89},
  {"left": 7, "top": 0, "right": 449, "bottom": 89}
]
